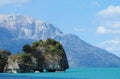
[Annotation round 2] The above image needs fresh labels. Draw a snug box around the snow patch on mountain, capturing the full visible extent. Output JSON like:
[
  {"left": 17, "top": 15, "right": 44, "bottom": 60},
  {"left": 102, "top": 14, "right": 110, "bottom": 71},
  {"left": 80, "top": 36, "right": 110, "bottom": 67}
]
[{"left": 0, "top": 14, "right": 63, "bottom": 40}]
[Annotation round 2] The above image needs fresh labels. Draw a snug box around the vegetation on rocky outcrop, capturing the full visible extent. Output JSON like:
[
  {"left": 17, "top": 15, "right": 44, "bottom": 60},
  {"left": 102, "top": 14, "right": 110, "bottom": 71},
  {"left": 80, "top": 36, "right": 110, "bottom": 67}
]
[
  {"left": 2, "top": 38, "right": 69, "bottom": 73},
  {"left": 23, "top": 38, "right": 69, "bottom": 72}
]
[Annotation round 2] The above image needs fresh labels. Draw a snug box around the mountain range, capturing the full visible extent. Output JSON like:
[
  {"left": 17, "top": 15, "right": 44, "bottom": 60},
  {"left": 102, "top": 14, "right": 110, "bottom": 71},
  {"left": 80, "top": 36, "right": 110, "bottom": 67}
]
[{"left": 0, "top": 14, "right": 120, "bottom": 67}]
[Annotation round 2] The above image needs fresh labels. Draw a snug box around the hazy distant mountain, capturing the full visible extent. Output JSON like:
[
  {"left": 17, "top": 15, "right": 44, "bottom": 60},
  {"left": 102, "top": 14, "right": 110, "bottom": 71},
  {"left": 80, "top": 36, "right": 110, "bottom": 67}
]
[{"left": 0, "top": 14, "right": 120, "bottom": 67}]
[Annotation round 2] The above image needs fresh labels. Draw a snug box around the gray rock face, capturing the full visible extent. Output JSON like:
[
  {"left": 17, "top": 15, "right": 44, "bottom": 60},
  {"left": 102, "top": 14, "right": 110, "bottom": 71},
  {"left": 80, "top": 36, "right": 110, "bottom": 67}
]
[
  {"left": 23, "top": 39, "right": 69, "bottom": 72},
  {"left": 0, "top": 50, "right": 11, "bottom": 72},
  {"left": 4, "top": 54, "right": 35, "bottom": 73},
  {"left": 4, "top": 39, "right": 69, "bottom": 73},
  {"left": 41, "top": 47, "right": 69, "bottom": 72}
]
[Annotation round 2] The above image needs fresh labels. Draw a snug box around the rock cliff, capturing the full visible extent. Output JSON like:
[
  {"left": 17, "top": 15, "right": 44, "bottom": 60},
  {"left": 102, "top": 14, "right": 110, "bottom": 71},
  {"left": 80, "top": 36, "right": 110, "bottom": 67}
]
[
  {"left": 0, "top": 50, "right": 11, "bottom": 72},
  {"left": 23, "top": 38, "right": 69, "bottom": 72},
  {"left": 4, "top": 38, "right": 69, "bottom": 73},
  {"left": 4, "top": 54, "right": 36, "bottom": 73}
]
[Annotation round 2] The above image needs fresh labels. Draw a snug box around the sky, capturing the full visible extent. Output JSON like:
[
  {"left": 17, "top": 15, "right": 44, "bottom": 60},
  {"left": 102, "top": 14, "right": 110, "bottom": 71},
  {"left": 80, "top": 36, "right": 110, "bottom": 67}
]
[{"left": 0, "top": 0, "right": 120, "bottom": 56}]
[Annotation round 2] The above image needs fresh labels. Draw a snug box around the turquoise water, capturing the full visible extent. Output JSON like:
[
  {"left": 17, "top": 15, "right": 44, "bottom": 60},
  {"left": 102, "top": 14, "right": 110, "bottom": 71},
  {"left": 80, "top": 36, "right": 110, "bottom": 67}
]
[{"left": 0, "top": 68, "right": 120, "bottom": 79}]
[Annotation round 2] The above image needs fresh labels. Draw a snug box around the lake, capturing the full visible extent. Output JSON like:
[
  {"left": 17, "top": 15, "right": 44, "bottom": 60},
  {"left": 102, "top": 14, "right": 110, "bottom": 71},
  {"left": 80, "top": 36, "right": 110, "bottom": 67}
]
[{"left": 0, "top": 68, "right": 120, "bottom": 79}]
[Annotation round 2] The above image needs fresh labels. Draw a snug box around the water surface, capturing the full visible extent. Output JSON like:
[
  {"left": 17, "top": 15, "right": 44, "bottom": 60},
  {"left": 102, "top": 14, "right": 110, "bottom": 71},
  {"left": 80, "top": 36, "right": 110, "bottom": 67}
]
[{"left": 0, "top": 68, "right": 120, "bottom": 79}]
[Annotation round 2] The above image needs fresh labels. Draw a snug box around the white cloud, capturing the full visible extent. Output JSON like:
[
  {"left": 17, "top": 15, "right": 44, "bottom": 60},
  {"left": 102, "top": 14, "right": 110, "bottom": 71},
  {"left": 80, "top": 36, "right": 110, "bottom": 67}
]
[
  {"left": 96, "top": 5, "right": 120, "bottom": 56},
  {"left": 96, "top": 5, "right": 120, "bottom": 35},
  {"left": 98, "top": 39, "right": 120, "bottom": 56},
  {"left": 97, "top": 5, "right": 120, "bottom": 18},
  {"left": 0, "top": 0, "right": 31, "bottom": 6},
  {"left": 96, "top": 26, "right": 106, "bottom": 34},
  {"left": 96, "top": 26, "right": 120, "bottom": 34}
]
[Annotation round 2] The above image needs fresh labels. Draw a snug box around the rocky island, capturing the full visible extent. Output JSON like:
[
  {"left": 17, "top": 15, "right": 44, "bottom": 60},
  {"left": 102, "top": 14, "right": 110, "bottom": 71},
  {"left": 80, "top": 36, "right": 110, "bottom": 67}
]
[
  {"left": 0, "top": 50, "right": 11, "bottom": 72},
  {"left": 0, "top": 38, "right": 69, "bottom": 73}
]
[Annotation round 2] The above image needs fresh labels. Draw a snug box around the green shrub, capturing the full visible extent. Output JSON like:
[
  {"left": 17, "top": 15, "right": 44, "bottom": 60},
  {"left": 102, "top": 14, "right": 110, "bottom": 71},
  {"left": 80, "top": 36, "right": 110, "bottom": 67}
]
[
  {"left": 39, "top": 39, "right": 43, "bottom": 45},
  {"left": 32, "top": 42, "right": 39, "bottom": 48},
  {"left": 49, "top": 46, "right": 56, "bottom": 52},
  {"left": 46, "top": 38, "right": 56, "bottom": 45},
  {"left": 23, "top": 44, "right": 31, "bottom": 53},
  {"left": 55, "top": 43, "right": 61, "bottom": 49},
  {"left": 20, "top": 53, "right": 31, "bottom": 62}
]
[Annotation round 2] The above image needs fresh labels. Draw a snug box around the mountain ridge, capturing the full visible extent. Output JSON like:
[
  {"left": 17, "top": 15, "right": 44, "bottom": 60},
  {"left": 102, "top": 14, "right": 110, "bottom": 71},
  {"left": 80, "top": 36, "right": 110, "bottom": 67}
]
[{"left": 0, "top": 14, "right": 120, "bottom": 67}]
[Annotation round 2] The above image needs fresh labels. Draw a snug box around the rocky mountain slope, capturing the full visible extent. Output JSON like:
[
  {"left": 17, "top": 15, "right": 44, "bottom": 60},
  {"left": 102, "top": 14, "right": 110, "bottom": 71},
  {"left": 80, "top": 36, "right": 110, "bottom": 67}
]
[{"left": 0, "top": 14, "right": 120, "bottom": 67}]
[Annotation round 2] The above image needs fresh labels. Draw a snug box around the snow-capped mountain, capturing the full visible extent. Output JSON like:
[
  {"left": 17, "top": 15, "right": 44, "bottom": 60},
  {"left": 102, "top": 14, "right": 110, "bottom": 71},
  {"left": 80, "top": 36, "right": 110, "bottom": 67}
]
[
  {"left": 1, "top": 14, "right": 120, "bottom": 67},
  {"left": 0, "top": 14, "right": 63, "bottom": 40}
]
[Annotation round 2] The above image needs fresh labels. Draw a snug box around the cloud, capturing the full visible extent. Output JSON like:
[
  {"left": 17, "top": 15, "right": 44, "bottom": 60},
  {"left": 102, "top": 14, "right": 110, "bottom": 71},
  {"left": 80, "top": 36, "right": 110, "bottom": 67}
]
[
  {"left": 98, "top": 39, "right": 120, "bottom": 56},
  {"left": 96, "top": 5, "right": 120, "bottom": 35},
  {"left": 97, "top": 5, "right": 120, "bottom": 18},
  {"left": 0, "top": 0, "right": 31, "bottom": 6},
  {"left": 96, "top": 26, "right": 120, "bottom": 34},
  {"left": 96, "top": 5, "right": 120, "bottom": 56},
  {"left": 96, "top": 26, "right": 106, "bottom": 34}
]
